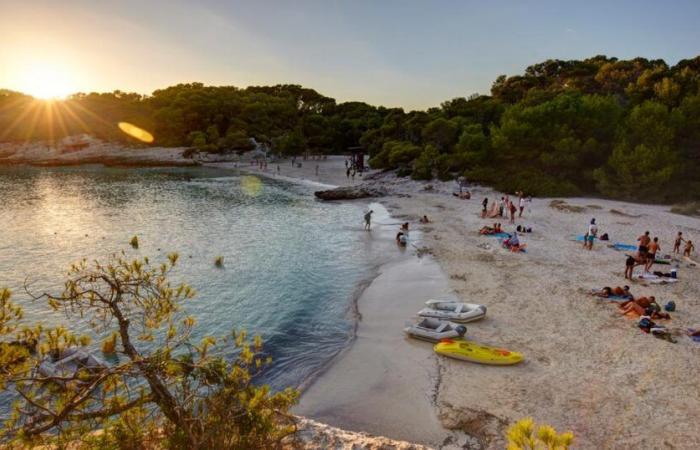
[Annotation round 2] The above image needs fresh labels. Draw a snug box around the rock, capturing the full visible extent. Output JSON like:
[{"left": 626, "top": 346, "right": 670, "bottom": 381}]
[{"left": 314, "top": 185, "right": 388, "bottom": 200}]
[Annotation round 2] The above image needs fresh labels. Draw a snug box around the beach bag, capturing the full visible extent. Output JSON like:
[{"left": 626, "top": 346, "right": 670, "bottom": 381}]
[{"left": 664, "top": 301, "right": 676, "bottom": 312}]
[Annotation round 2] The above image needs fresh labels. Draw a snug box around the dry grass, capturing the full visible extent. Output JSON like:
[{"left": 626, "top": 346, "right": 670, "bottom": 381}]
[
  {"left": 670, "top": 201, "right": 700, "bottom": 217},
  {"left": 549, "top": 200, "right": 585, "bottom": 213}
]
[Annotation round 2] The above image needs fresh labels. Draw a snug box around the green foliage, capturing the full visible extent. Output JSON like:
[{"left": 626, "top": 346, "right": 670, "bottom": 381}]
[
  {"left": 0, "top": 252, "right": 298, "bottom": 449},
  {"left": 4, "top": 55, "right": 700, "bottom": 200}
]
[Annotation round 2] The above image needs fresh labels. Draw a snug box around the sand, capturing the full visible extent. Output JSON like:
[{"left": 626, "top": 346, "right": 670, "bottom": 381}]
[{"left": 236, "top": 157, "right": 700, "bottom": 449}]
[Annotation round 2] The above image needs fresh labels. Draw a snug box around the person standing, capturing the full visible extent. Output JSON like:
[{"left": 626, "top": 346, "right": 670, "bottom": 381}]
[
  {"left": 645, "top": 237, "right": 660, "bottom": 272},
  {"left": 364, "top": 210, "right": 374, "bottom": 231},
  {"left": 499, "top": 197, "right": 505, "bottom": 217},
  {"left": 684, "top": 240, "right": 695, "bottom": 257},
  {"left": 586, "top": 218, "right": 598, "bottom": 250},
  {"left": 509, "top": 201, "right": 517, "bottom": 224},
  {"left": 673, "top": 232, "right": 685, "bottom": 254},
  {"left": 518, "top": 194, "right": 525, "bottom": 218},
  {"left": 637, "top": 231, "right": 651, "bottom": 257},
  {"left": 482, "top": 198, "right": 488, "bottom": 217}
]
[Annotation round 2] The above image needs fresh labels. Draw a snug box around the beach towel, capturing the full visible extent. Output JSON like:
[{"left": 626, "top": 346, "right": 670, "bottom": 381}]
[
  {"left": 589, "top": 289, "right": 631, "bottom": 302},
  {"left": 487, "top": 232, "right": 511, "bottom": 239},
  {"left": 612, "top": 243, "right": 637, "bottom": 252},
  {"left": 634, "top": 272, "right": 679, "bottom": 284},
  {"left": 574, "top": 234, "right": 596, "bottom": 242}
]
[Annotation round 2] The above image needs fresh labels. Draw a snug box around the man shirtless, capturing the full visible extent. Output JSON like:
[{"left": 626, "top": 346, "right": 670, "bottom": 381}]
[
  {"left": 645, "top": 237, "right": 660, "bottom": 272},
  {"left": 637, "top": 231, "right": 651, "bottom": 257},
  {"left": 684, "top": 240, "right": 695, "bottom": 257}
]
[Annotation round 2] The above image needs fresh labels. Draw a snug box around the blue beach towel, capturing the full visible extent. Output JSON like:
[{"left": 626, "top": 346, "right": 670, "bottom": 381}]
[
  {"left": 487, "top": 232, "right": 511, "bottom": 239},
  {"left": 612, "top": 243, "right": 637, "bottom": 252},
  {"left": 575, "top": 234, "right": 597, "bottom": 241}
]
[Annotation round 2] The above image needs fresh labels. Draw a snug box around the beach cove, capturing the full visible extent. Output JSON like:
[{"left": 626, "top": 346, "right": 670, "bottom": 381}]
[{"left": 238, "top": 156, "right": 700, "bottom": 449}]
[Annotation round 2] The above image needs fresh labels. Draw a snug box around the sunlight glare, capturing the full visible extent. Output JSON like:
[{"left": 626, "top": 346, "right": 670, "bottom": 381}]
[
  {"left": 118, "top": 122, "right": 155, "bottom": 143},
  {"left": 17, "top": 61, "right": 77, "bottom": 100}
]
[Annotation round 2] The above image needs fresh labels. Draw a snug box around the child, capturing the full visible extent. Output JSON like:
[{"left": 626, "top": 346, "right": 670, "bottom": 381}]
[
  {"left": 673, "top": 232, "right": 685, "bottom": 254},
  {"left": 684, "top": 240, "right": 695, "bottom": 257}
]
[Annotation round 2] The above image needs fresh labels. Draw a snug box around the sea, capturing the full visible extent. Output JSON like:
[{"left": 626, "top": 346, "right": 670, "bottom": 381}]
[{"left": 0, "top": 165, "right": 392, "bottom": 394}]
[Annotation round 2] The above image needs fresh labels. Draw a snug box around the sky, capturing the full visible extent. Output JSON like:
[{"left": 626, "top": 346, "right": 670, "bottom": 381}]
[{"left": 1, "top": 0, "right": 699, "bottom": 110}]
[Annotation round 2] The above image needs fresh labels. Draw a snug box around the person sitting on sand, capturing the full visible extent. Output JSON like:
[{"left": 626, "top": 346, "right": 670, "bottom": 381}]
[
  {"left": 503, "top": 231, "right": 523, "bottom": 251},
  {"left": 637, "top": 231, "right": 651, "bottom": 257},
  {"left": 419, "top": 215, "right": 430, "bottom": 224},
  {"left": 495, "top": 223, "right": 502, "bottom": 233},
  {"left": 645, "top": 237, "right": 660, "bottom": 272},
  {"left": 673, "top": 232, "right": 685, "bottom": 254},
  {"left": 684, "top": 240, "right": 695, "bottom": 257},
  {"left": 479, "top": 224, "right": 496, "bottom": 235},
  {"left": 625, "top": 254, "right": 645, "bottom": 280}
]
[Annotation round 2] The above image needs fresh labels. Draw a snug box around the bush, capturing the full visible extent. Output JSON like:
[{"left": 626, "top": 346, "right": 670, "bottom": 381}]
[{"left": 506, "top": 417, "right": 574, "bottom": 450}]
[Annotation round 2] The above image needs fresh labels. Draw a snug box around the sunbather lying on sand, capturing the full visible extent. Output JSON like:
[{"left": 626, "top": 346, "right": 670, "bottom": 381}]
[
  {"left": 479, "top": 223, "right": 503, "bottom": 235},
  {"left": 639, "top": 313, "right": 676, "bottom": 342},
  {"left": 593, "top": 286, "right": 632, "bottom": 298},
  {"left": 453, "top": 191, "right": 471, "bottom": 199},
  {"left": 620, "top": 297, "right": 670, "bottom": 319}
]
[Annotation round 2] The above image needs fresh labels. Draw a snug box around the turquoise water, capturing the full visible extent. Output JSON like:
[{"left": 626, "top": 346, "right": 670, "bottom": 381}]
[{"left": 0, "top": 165, "right": 382, "bottom": 390}]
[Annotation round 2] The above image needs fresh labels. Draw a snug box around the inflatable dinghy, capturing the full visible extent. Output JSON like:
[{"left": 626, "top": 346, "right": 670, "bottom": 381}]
[
  {"left": 418, "top": 301, "right": 486, "bottom": 323},
  {"left": 404, "top": 318, "right": 466, "bottom": 343}
]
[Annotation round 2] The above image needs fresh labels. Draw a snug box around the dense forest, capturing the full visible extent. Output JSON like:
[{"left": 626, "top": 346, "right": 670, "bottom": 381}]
[{"left": 2, "top": 54, "right": 700, "bottom": 201}]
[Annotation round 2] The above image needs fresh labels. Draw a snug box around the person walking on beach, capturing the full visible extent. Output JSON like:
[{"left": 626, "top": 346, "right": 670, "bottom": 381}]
[
  {"left": 482, "top": 198, "right": 488, "bottom": 217},
  {"left": 625, "top": 254, "right": 644, "bottom": 280},
  {"left": 518, "top": 194, "right": 525, "bottom": 218},
  {"left": 509, "top": 201, "right": 517, "bottom": 224},
  {"left": 499, "top": 197, "right": 505, "bottom": 217},
  {"left": 673, "top": 232, "right": 685, "bottom": 254},
  {"left": 364, "top": 210, "right": 374, "bottom": 231}
]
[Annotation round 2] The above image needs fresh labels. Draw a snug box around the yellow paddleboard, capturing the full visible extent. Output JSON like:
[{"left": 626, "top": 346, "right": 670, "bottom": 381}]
[{"left": 434, "top": 339, "right": 523, "bottom": 365}]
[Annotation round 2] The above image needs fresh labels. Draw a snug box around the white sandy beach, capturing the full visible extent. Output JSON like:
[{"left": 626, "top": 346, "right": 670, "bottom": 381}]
[{"left": 242, "top": 156, "right": 700, "bottom": 449}]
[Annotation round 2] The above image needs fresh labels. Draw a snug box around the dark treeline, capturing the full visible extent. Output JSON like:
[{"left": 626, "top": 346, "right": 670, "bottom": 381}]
[{"left": 2, "top": 54, "right": 700, "bottom": 201}]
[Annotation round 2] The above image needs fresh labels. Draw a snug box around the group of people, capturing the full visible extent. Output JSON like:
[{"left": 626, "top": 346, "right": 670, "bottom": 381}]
[
  {"left": 593, "top": 285, "right": 677, "bottom": 342},
  {"left": 482, "top": 192, "right": 530, "bottom": 224},
  {"left": 624, "top": 230, "right": 694, "bottom": 280}
]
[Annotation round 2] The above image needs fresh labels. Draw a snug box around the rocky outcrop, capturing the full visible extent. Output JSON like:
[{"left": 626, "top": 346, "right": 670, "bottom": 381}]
[
  {"left": 284, "top": 417, "right": 431, "bottom": 450},
  {"left": 314, "top": 185, "right": 388, "bottom": 200}
]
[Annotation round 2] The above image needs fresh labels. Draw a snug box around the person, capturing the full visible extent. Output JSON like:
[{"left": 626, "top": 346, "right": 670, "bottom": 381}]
[
  {"left": 396, "top": 231, "right": 407, "bottom": 246},
  {"left": 637, "top": 231, "right": 651, "bottom": 257},
  {"left": 503, "top": 231, "right": 520, "bottom": 250},
  {"left": 277, "top": 165, "right": 281, "bottom": 175},
  {"left": 625, "top": 254, "right": 644, "bottom": 280},
  {"left": 673, "top": 232, "right": 685, "bottom": 254},
  {"left": 494, "top": 223, "right": 502, "bottom": 233},
  {"left": 518, "top": 194, "right": 525, "bottom": 218},
  {"left": 419, "top": 215, "right": 430, "bottom": 224},
  {"left": 586, "top": 218, "right": 598, "bottom": 251},
  {"left": 345, "top": 159, "right": 349, "bottom": 169},
  {"left": 509, "top": 201, "right": 517, "bottom": 224},
  {"left": 364, "top": 210, "right": 373, "bottom": 231},
  {"left": 351, "top": 170, "right": 356, "bottom": 181},
  {"left": 645, "top": 237, "right": 660, "bottom": 272},
  {"left": 593, "top": 286, "right": 632, "bottom": 299},
  {"left": 482, "top": 198, "right": 488, "bottom": 217},
  {"left": 346, "top": 167, "right": 351, "bottom": 179},
  {"left": 684, "top": 240, "right": 695, "bottom": 257},
  {"left": 401, "top": 222, "right": 409, "bottom": 232},
  {"left": 499, "top": 197, "right": 505, "bottom": 217},
  {"left": 620, "top": 295, "right": 655, "bottom": 310}
]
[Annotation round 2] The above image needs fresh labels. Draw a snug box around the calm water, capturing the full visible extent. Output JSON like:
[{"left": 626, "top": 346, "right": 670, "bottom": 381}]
[{"left": 0, "top": 165, "right": 386, "bottom": 390}]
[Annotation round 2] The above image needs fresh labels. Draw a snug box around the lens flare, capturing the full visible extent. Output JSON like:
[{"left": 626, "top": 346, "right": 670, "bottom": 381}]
[
  {"left": 118, "top": 122, "right": 154, "bottom": 143},
  {"left": 241, "top": 175, "right": 262, "bottom": 196}
]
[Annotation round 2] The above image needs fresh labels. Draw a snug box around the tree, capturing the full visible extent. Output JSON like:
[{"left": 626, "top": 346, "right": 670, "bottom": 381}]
[{"left": 0, "top": 252, "right": 297, "bottom": 449}]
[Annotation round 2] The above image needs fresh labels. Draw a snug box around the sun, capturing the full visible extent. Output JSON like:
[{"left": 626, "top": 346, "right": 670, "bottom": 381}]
[{"left": 17, "top": 61, "right": 77, "bottom": 100}]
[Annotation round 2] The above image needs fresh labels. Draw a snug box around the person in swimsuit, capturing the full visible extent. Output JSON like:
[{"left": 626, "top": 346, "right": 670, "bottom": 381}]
[
  {"left": 625, "top": 254, "right": 644, "bottom": 280},
  {"left": 586, "top": 218, "right": 598, "bottom": 250},
  {"left": 684, "top": 240, "right": 695, "bottom": 257},
  {"left": 482, "top": 198, "right": 488, "bottom": 217},
  {"left": 637, "top": 231, "right": 651, "bottom": 257},
  {"left": 518, "top": 194, "right": 525, "bottom": 218},
  {"left": 509, "top": 201, "right": 517, "bottom": 224},
  {"left": 645, "top": 237, "right": 660, "bottom": 272},
  {"left": 673, "top": 232, "right": 685, "bottom": 254}
]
